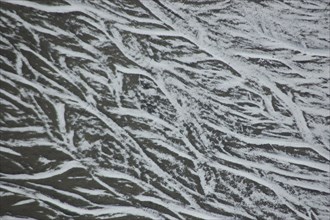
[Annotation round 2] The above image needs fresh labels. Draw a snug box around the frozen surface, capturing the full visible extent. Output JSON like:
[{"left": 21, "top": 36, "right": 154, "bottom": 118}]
[{"left": 0, "top": 0, "right": 329, "bottom": 219}]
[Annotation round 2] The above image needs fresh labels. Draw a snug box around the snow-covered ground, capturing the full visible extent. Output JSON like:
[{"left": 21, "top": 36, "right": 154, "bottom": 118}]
[{"left": 0, "top": 0, "right": 329, "bottom": 219}]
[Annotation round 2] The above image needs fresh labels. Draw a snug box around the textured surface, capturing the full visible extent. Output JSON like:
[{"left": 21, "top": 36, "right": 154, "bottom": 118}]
[{"left": 0, "top": 0, "right": 329, "bottom": 219}]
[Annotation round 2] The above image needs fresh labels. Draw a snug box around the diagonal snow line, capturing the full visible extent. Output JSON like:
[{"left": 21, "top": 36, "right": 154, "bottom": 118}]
[{"left": 0, "top": 161, "right": 85, "bottom": 180}]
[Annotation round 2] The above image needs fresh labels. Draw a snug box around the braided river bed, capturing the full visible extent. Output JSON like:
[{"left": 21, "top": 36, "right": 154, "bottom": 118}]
[{"left": 0, "top": 0, "right": 329, "bottom": 219}]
